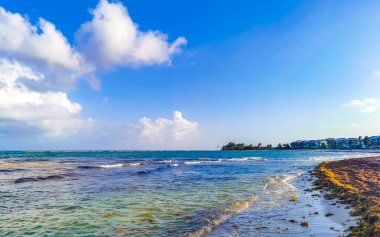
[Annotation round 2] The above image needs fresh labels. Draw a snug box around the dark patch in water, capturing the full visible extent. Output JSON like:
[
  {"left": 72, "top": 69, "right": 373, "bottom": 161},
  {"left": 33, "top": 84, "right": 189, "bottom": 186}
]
[
  {"left": 0, "top": 168, "right": 24, "bottom": 172},
  {"left": 37, "top": 174, "right": 65, "bottom": 181},
  {"left": 14, "top": 174, "right": 66, "bottom": 183},
  {"left": 62, "top": 205, "right": 82, "bottom": 211},
  {"left": 14, "top": 177, "right": 39, "bottom": 183},
  {"left": 77, "top": 165, "right": 97, "bottom": 169},
  {"left": 136, "top": 165, "right": 171, "bottom": 175},
  {"left": 137, "top": 170, "right": 151, "bottom": 175}
]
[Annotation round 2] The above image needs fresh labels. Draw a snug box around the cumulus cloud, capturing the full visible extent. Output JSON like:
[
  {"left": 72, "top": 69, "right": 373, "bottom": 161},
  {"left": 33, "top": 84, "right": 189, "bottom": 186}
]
[
  {"left": 138, "top": 111, "right": 198, "bottom": 144},
  {"left": 345, "top": 98, "right": 380, "bottom": 113},
  {"left": 0, "top": 7, "right": 88, "bottom": 71},
  {"left": 0, "top": 1, "right": 187, "bottom": 89},
  {"left": 0, "top": 6, "right": 94, "bottom": 90},
  {"left": 0, "top": 2, "right": 189, "bottom": 145},
  {"left": 0, "top": 58, "right": 89, "bottom": 137},
  {"left": 0, "top": 59, "right": 199, "bottom": 144},
  {"left": 76, "top": 0, "right": 187, "bottom": 68},
  {"left": 21, "top": 111, "right": 200, "bottom": 149}
]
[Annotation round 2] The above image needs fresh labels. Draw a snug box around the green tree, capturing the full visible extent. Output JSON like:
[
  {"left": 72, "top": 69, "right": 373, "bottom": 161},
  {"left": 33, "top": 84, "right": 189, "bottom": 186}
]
[
  {"left": 277, "top": 143, "right": 283, "bottom": 149},
  {"left": 236, "top": 143, "right": 245, "bottom": 150},
  {"left": 244, "top": 144, "right": 254, "bottom": 150},
  {"left": 321, "top": 143, "right": 327, "bottom": 149},
  {"left": 221, "top": 142, "right": 236, "bottom": 150}
]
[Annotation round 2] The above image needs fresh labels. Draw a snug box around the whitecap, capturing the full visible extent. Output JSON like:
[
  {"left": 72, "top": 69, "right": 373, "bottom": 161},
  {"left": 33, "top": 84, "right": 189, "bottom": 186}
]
[
  {"left": 223, "top": 157, "right": 264, "bottom": 162},
  {"left": 308, "top": 153, "right": 377, "bottom": 161},
  {"left": 97, "top": 163, "right": 125, "bottom": 169},
  {"left": 184, "top": 161, "right": 202, "bottom": 165},
  {"left": 126, "top": 162, "right": 141, "bottom": 166},
  {"left": 159, "top": 160, "right": 173, "bottom": 163},
  {"left": 96, "top": 162, "right": 141, "bottom": 168},
  {"left": 187, "top": 196, "right": 256, "bottom": 237},
  {"left": 184, "top": 160, "right": 222, "bottom": 165}
]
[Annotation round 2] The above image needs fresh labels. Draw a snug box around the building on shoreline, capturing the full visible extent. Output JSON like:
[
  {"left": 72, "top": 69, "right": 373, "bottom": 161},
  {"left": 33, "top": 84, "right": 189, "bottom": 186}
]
[
  {"left": 290, "top": 136, "right": 380, "bottom": 150},
  {"left": 370, "top": 136, "right": 380, "bottom": 149}
]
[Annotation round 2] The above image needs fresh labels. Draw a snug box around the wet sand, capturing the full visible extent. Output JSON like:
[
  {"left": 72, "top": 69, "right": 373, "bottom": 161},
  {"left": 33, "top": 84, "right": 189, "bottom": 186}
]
[
  {"left": 314, "top": 157, "right": 380, "bottom": 236},
  {"left": 209, "top": 172, "right": 357, "bottom": 236}
]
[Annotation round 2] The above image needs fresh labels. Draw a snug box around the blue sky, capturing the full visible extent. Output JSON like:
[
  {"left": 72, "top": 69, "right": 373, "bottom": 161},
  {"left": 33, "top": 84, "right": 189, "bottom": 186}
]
[{"left": 1, "top": 0, "right": 380, "bottom": 150}]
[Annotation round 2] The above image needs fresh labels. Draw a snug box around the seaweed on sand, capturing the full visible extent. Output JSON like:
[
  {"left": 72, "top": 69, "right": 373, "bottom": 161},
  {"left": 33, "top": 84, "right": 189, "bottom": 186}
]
[{"left": 313, "top": 157, "right": 380, "bottom": 236}]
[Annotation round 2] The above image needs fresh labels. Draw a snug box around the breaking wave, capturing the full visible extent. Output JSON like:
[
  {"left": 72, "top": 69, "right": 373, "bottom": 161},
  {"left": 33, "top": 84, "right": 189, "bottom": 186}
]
[
  {"left": 263, "top": 173, "right": 299, "bottom": 193},
  {"left": 259, "top": 173, "right": 301, "bottom": 206},
  {"left": 97, "top": 163, "right": 125, "bottom": 168},
  {"left": 223, "top": 157, "right": 264, "bottom": 162},
  {"left": 184, "top": 160, "right": 222, "bottom": 165},
  {"left": 79, "top": 162, "right": 142, "bottom": 169},
  {"left": 77, "top": 157, "right": 265, "bottom": 169},
  {"left": 308, "top": 153, "right": 378, "bottom": 161},
  {"left": 187, "top": 196, "right": 257, "bottom": 237},
  {"left": 184, "top": 157, "right": 264, "bottom": 165}
]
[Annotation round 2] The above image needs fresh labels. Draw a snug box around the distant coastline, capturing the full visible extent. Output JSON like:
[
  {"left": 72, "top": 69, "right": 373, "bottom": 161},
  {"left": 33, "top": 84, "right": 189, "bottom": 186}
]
[{"left": 221, "top": 135, "right": 380, "bottom": 151}]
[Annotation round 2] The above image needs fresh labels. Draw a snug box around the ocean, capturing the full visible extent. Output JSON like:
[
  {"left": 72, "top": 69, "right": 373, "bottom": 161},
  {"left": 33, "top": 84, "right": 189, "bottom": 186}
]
[{"left": 0, "top": 150, "right": 374, "bottom": 236}]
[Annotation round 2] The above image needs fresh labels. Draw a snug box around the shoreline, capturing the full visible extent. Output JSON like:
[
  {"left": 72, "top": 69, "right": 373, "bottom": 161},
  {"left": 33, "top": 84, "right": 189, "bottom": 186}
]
[
  {"left": 1, "top": 151, "right": 376, "bottom": 236},
  {"left": 209, "top": 170, "right": 357, "bottom": 236},
  {"left": 313, "top": 156, "right": 380, "bottom": 236}
]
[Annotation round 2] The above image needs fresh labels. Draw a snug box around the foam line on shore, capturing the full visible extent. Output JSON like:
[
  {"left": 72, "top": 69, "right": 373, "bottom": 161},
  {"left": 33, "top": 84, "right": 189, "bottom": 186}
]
[{"left": 187, "top": 196, "right": 257, "bottom": 237}]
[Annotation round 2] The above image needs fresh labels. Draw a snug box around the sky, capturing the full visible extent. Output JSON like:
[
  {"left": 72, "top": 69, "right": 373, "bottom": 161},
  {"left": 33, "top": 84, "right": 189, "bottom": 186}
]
[{"left": 1, "top": 0, "right": 380, "bottom": 150}]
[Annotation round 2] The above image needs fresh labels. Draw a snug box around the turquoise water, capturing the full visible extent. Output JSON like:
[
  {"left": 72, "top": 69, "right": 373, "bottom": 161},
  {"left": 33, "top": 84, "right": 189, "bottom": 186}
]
[{"left": 0, "top": 150, "right": 373, "bottom": 236}]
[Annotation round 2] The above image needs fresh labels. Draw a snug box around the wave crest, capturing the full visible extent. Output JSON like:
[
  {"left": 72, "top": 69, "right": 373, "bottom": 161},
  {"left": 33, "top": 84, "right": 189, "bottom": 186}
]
[
  {"left": 97, "top": 163, "right": 125, "bottom": 169},
  {"left": 187, "top": 197, "right": 256, "bottom": 237},
  {"left": 223, "top": 157, "right": 264, "bottom": 162}
]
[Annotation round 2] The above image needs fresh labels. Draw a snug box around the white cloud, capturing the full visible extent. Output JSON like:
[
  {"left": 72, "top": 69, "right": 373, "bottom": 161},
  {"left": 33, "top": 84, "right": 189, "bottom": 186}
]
[
  {"left": 76, "top": 0, "right": 187, "bottom": 68},
  {"left": 0, "top": 6, "right": 94, "bottom": 90},
  {"left": 138, "top": 111, "right": 198, "bottom": 144},
  {"left": 0, "top": 58, "right": 89, "bottom": 137},
  {"left": 0, "top": 2, "right": 189, "bottom": 144},
  {"left": 0, "top": 7, "right": 88, "bottom": 71},
  {"left": 345, "top": 98, "right": 380, "bottom": 113},
  {"left": 0, "top": 59, "right": 199, "bottom": 144},
  {"left": 0, "top": 1, "right": 187, "bottom": 89}
]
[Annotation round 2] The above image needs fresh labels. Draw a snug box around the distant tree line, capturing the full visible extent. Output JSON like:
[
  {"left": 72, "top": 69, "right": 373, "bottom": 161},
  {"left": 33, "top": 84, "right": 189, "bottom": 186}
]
[
  {"left": 221, "top": 135, "right": 380, "bottom": 151},
  {"left": 221, "top": 142, "right": 291, "bottom": 150}
]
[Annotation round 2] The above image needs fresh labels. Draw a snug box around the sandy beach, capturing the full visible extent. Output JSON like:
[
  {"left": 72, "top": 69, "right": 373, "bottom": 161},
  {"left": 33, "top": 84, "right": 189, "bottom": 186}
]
[{"left": 314, "top": 157, "right": 380, "bottom": 236}]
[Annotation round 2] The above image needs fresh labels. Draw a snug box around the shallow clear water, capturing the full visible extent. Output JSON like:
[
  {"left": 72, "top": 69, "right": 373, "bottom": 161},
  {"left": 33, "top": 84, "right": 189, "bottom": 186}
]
[{"left": 0, "top": 150, "right": 374, "bottom": 236}]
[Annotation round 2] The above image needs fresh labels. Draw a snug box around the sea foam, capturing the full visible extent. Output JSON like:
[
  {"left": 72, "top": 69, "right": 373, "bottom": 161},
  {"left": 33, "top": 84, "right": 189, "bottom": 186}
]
[
  {"left": 187, "top": 196, "right": 257, "bottom": 237},
  {"left": 97, "top": 163, "right": 125, "bottom": 169},
  {"left": 96, "top": 162, "right": 141, "bottom": 169},
  {"left": 223, "top": 157, "right": 264, "bottom": 162}
]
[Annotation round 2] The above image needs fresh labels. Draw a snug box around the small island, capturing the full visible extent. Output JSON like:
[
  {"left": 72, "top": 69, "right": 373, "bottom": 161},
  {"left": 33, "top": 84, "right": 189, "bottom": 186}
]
[{"left": 221, "top": 142, "right": 277, "bottom": 150}]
